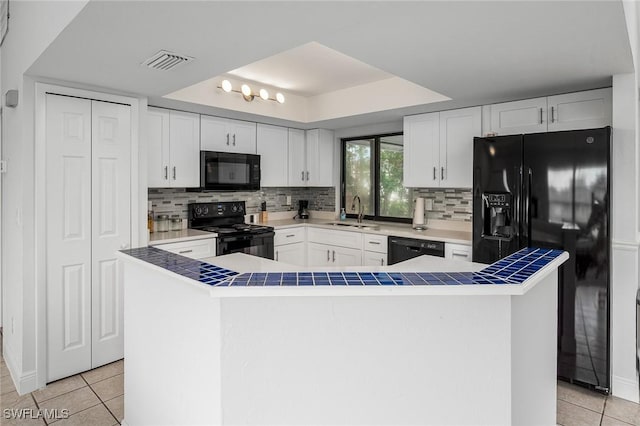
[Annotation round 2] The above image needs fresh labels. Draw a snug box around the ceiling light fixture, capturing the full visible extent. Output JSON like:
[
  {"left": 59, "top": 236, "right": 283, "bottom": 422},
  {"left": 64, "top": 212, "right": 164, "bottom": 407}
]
[{"left": 217, "top": 80, "right": 285, "bottom": 104}]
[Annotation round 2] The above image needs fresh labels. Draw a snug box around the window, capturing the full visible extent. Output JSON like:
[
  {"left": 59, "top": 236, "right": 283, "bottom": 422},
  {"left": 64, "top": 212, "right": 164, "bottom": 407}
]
[{"left": 341, "top": 133, "right": 413, "bottom": 222}]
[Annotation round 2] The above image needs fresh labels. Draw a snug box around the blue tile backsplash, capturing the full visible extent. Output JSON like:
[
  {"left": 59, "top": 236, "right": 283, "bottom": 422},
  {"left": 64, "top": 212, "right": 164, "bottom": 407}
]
[{"left": 122, "top": 247, "right": 564, "bottom": 288}]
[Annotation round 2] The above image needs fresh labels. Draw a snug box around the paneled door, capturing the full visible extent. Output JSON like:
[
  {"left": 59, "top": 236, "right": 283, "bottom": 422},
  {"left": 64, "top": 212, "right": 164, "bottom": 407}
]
[
  {"left": 46, "top": 94, "right": 93, "bottom": 381},
  {"left": 90, "top": 100, "right": 131, "bottom": 368},
  {"left": 46, "top": 95, "right": 131, "bottom": 381}
]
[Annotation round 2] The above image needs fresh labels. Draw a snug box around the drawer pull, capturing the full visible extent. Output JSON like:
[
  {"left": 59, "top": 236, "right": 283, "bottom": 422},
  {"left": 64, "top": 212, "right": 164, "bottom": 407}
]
[
  {"left": 368, "top": 241, "right": 381, "bottom": 245},
  {"left": 179, "top": 249, "right": 193, "bottom": 254},
  {"left": 327, "top": 250, "right": 330, "bottom": 262},
  {"left": 286, "top": 234, "right": 295, "bottom": 238}
]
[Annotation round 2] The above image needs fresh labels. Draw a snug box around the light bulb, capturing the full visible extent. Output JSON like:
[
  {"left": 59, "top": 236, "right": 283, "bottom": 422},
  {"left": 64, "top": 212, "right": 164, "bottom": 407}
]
[
  {"left": 241, "top": 84, "right": 252, "bottom": 97},
  {"left": 221, "top": 80, "right": 232, "bottom": 93},
  {"left": 276, "top": 92, "right": 285, "bottom": 104},
  {"left": 259, "top": 89, "right": 269, "bottom": 101}
]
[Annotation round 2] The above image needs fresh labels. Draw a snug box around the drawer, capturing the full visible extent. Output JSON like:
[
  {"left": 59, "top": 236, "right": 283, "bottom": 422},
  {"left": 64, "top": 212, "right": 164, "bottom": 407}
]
[
  {"left": 274, "top": 227, "right": 305, "bottom": 246},
  {"left": 363, "top": 234, "right": 387, "bottom": 254},
  {"left": 307, "top": 227, "right": 362, "bottom": 250},
  {"left": 445, "top": 243, "right": 472, "bottom": 262},
  {"left": 153, "top": 238, "right": 216, "bottom": 260}
]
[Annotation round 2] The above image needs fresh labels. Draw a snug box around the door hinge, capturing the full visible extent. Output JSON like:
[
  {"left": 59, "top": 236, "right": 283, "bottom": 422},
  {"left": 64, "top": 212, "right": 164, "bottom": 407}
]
[{"left": 0, "top": 160, "right": 7, "bottom": 173}]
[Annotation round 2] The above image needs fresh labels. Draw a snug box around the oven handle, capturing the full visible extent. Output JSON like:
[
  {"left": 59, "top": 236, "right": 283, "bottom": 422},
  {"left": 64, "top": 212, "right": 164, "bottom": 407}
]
[{"left": 217, "top": 232, "right": 275, "bottom": 243}]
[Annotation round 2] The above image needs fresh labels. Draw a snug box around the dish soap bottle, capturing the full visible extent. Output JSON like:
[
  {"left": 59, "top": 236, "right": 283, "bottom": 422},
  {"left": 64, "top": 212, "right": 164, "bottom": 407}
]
[{"left": 340, "top": 207, "right": 347, "bottom": 221}]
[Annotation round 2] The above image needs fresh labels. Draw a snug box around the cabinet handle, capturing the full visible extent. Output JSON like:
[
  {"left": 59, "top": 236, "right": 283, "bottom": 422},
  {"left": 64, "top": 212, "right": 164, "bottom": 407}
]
[
  {"left": 306, "top": 171, "right": 309, "bottom": 181},
  {"left": 164, "top": 166, "right": 168, "bottom": 180},
  {"left": 441, "top": 167, "right": 444, "bottom": 180},
  {"left": 327, "top": 250, "right": 330, "bottom": 262},
  {"left": 433, "top": 167, "right": 436, "bottom": 180},
  {"left": 233, "top": 134, "right": 236, "bottom": 146},
  {"left": 178, "top": 249, "right": 193, "bottom": 254},
  {"left": 380, "top": 258, "right": 384, "bottom": 266},
  {"left": 452, "top": 250, "right": 468, "bottom": 257},
  {"left": 550, "top": 106, "right": 555, "bottom": 123},
  {"left": 286, "top": 234, "right": 295, "bottom": 238},
  {"left": 368, "top": 241, "right": 381, "bottom": 245},
  {"left": 173, "top": 166, "right": 176, "bottom": 180},
  {"left": 276, "top": 251, "right": 279, "bottom": 261},
  {"left": 301, "top": 171, "right": 305, "bottom": 181},
  {"left": 539, "top": 108, "right": 543, "bottom": 124},
  {"left": 226, "top": 133, "right": 230, "bottom": 145},
  {"left": 332, "top": 250, "right": 336, "bottom": 262}
]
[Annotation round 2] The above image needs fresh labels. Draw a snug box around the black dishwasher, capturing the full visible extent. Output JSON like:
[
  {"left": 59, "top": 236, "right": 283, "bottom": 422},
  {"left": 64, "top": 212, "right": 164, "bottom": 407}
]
[{"left": 388, "top": 236, "right": 445, "bottom": 265}]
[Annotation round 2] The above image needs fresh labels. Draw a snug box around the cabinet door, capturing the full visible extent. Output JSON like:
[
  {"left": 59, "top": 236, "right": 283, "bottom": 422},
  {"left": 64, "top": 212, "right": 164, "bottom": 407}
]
[
  {"left": 489, "top": 97, "right": 547, "bottom": 136},
  {"left": 257, "top": 124, "right": 289, "bottom": 186},
  {"left": 275, "top": 242, "right": 306, "bottom": 266},
  {"left": 307, "top": 242, "right": 332, "bottom": 266},
  {"left": 46, "top": 94, "right": 93, "bottom": 381},
  {"left": 91, "top": 100, "right": 131, "bottom": 368},
  {"left": 439, "top": 106, "right": 481, "bottom": 188},
  {"left": 147, "top": 108, "right": 170, "bottom": 187},
  {"left": 547, "top": 88, "right": 612, "bottom": 132},
  {"left": 169, "top": 111, "right": 200, "bottom": 187},
  {"left": 333, "top": 246, "right": 362, "bottom": 267},
  {"left": 445, "top": 243, "right": 472, "bottom": 262},
  {"left": 306, "top": 129, "right": 334, "bottom": 187},
  {"left": 230, "top": 119, "right": 257, "bottom": 154},
  {"left": 288, "top": 128, "right": 307, "bottom": 186},
  {"left": 403, "top": 112, "right": 440, "bottom": 187},
  {"left": 363, "top": 251, "right": 387, "bottom": 267},
  {"left": 201, "top": 115, "right": 230, "bottom": 151},
  {"left": 153, "top": 238, "right": 217, "bottom": 259}
]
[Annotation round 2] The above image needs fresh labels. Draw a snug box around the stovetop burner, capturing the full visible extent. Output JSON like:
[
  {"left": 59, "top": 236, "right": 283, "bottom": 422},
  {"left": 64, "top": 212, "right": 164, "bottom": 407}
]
[{"left": 188, "top": 201, "right": 274, "bottom": 238}]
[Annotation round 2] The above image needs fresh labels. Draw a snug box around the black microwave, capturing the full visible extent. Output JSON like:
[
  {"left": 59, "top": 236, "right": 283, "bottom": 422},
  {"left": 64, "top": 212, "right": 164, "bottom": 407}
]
[{"left": 199, "top": 151, "right": 261, "bottom": 191}]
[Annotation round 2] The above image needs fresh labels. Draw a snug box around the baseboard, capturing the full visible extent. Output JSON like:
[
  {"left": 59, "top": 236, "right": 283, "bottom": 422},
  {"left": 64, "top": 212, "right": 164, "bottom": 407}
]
[
  {"left": 3, "top": 340, "right": 38, "bottom": 395},
  {"left": 612, "top": 375, "right": 640, "bottom": 403}
]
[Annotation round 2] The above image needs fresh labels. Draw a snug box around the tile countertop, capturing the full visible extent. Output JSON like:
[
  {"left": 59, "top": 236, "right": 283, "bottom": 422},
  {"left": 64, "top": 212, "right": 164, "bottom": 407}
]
[
  {"left": 148, "top": 228, "right": 215, "bottom": 245},
  {"left": 263, "top": 218, "right": 472, "bottom": 245}
]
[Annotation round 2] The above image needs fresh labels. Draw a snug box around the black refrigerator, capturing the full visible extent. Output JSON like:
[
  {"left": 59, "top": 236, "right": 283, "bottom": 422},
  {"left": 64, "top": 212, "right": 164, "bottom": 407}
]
[{"left": 473, "top": 127, "right": 611, "bottom": 392}]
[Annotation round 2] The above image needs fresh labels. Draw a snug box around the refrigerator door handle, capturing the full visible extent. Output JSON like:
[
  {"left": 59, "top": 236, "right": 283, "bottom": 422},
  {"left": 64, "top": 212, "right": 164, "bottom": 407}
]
[{"left": 524, "top": 167, "right": 532, "bottom": 244}]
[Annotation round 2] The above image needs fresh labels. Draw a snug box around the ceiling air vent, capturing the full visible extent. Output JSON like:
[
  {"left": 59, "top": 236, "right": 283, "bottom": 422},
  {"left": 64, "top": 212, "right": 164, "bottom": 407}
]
[{"left": 142, "top": 50, "right": 194, "bottom": 71}]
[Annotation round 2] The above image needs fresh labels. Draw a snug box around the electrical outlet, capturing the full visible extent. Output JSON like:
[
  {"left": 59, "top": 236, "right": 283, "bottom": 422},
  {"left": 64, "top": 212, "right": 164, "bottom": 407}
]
[{"left": 286, "top": 195, "right": 291, "bottom": 205}]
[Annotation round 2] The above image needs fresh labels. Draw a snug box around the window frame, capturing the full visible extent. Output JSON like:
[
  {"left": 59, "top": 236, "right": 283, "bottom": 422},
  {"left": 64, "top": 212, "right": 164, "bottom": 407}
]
[{"left": 340, "top": 132, "right": 411, "bottom": 224}]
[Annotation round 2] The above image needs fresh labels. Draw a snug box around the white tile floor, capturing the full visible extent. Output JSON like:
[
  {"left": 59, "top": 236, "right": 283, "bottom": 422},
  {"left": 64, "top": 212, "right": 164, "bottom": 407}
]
[{"left": 2, "top": 329, "right": 639, "bottom": 425}]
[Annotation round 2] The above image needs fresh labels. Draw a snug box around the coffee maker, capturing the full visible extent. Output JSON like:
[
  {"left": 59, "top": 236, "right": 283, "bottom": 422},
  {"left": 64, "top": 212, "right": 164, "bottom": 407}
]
[{"left": 297, "top": 200, "right": 310, "bottom": 219}]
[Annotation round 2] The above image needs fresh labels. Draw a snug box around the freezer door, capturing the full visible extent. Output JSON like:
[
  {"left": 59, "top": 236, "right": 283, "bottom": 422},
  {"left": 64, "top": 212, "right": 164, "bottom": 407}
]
[
  {"left": 524, "top": 127, "right": 610, "bottom": 391},
  {"left": 472, "top": 135, "right": 524, "bottom": 263}
]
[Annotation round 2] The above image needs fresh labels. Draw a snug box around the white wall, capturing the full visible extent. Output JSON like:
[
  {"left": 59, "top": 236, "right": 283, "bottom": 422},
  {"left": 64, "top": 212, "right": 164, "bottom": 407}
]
[{"left": 1, "top": 0, "right": 88, "bottom": 393}]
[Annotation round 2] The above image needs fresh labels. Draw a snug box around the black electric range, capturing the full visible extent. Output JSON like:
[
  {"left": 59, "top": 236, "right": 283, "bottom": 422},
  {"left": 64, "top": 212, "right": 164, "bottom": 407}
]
[{"left": 188, "top": 201, "right": 274, "bottom": 259}]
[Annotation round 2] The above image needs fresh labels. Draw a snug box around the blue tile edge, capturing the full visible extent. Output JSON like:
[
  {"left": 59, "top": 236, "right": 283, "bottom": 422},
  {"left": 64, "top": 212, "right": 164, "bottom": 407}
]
[{"left": 121, "top": 246, "right": 565, "bottom": 287}]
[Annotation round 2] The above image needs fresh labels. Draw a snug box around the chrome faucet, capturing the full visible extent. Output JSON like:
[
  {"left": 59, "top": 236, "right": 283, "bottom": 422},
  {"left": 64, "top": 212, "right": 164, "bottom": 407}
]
[{"left": 351, "top": 195, "right": 364, "bottom": 223}]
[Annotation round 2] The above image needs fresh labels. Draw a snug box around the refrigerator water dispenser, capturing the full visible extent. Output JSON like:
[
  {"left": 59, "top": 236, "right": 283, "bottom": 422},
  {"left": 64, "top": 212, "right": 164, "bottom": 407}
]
[{"left": 482, "top": 192, "right": 513, "bottom": 239}]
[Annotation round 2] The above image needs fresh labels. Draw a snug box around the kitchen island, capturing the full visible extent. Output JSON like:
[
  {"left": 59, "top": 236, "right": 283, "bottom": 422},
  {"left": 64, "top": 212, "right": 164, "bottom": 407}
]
[{"left": 118, "top": 247, "right": 567, "bottom": 426}]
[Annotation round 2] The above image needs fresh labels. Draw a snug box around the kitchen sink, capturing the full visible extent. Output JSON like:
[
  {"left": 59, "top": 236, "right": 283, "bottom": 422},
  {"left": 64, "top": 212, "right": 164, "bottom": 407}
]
[{"left": 325, "top": 222, "right": 380, "bottom": 230}]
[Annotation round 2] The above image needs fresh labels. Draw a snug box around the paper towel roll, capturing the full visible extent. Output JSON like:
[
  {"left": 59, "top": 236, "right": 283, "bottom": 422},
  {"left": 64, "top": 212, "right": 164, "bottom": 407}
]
[{"left": 413, "top": 197, "right": 425, "bottom": 228}]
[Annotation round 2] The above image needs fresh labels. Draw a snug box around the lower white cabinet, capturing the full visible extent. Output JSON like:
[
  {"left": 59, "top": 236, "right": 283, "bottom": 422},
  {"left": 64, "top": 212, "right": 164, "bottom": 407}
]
[
  {"left": 307, "top": 242, "right": 362, "bottom": 267},
  {"left": 152, "top": 238, "right": 216, "bottom": 260},
  {"left": 445, "top": 243, "right": 472, "bottom": 262},
  {"left": 363, "top": 252, "right": 387, "bottom": 267},
  {"left": 363, "top": 234, "right": 388, "bottom": 266},
  {"left": 275, "top": 242, "right": 306, "bottom": 265}
]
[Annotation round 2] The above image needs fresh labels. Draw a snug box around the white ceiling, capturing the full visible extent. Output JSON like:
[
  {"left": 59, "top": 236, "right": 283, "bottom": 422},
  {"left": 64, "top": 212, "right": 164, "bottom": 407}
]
[{"left": 27, "top": 1, "right": 633, "bottom": 129}]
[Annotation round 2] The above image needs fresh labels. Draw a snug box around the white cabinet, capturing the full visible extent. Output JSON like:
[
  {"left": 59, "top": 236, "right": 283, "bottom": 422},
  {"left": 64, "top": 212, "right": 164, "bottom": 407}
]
[
  {"left": 257, "top": 124, "right": 289, "bottom": 187},
  {"left": 307, "top": 228, "right": 362, "bottom": 266},
  {"left": 147, "top": 107, "right": 200, "bottom": 188},
  {"left": 547, "top": 88, "right": 612, "bottom": 132},
  {"left": 363, "top": 234, "right": 388, "bottom": 266},
  {"left": 489, "top": 97, "right": 547, "bottom": 136},
  {"left": 201, "top": 115, "right": 256, "bottom": 154},
  {"left": 486, "top": 88, "right": 612, "bottom": 136},
  {"left": 46, "top": 95, "right": 131, "bottom": 381},
  {"left": 288, "top": 129, "right": 334, "bottom": 187},
  {"left": 445, "top": 243, "right": 472, "bottom": 262},
  {"left": 363, "top": 252, "right": 387, "bottom": 267},
  {"left": 274, "top": 227, "right": 306, "bottom": 266},
  {"left": 152, "top": 238, "right": 216, "bottom": 260},
  {"left": 403, "top": 107, "right": 481, "bottom": 188},
  {"left": 307, "top": 242, "right": 334, "bottom": 266}
]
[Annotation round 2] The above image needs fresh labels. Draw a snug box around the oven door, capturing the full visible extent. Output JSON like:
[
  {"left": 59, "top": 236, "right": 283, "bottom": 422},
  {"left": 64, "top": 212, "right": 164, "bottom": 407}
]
[
  {"left": 201, "top": 151, "right": 261, "bottom": 191},
  {"left": 217, "top": 232, "right": 274, "bottom": 259}
]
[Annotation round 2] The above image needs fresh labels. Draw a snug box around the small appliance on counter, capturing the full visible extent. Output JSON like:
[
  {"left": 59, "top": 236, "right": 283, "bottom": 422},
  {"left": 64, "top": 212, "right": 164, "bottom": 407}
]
[
  {"left": 297, "top": 200, "right": 310, "bottom": 219},
  {"left": 188, "top": 201, "right": 274, "bottom": 259}
]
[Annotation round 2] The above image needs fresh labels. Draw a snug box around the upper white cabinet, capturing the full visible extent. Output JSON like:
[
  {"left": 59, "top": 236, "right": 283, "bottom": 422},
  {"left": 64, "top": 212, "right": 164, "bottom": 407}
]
[
  {"left": 547, "top": 88, "right": 612, "bottom": 132},
  {"left": 489, "top": 97, "right": 548, "bottom": 136},
  {"left": 288, "top": 128, "right": 335, "bottom": 187},
  {"left": 486, "top": 88, "right": 612, "bottom": 136},
  {"left": 201, "top": 115, "right": 256, "bottom": 154},
  {"left": 147, "top": 108, "right": 200, "bottom": 188},
  {"left": 403, "top": 106, "right": 481, "bottom": 188},
  {"left": 257, "top": 124, "right": 289, "bottom": 187}
]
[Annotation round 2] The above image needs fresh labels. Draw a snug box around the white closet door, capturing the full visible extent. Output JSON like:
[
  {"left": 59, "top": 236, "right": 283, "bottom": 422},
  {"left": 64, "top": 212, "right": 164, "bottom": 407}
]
[
  {"left": 46, "top": 94, "right": 93, "bottom": 382},
  {"left": 91, "top": 100, "right": 131, "bottom": 368}
]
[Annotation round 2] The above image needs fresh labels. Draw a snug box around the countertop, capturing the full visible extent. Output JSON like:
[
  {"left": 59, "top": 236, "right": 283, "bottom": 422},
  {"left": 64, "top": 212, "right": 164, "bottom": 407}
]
[
  {"left": 148, "top": 228, "right": 215, "bottom": 245},
  {"left": 262, "top": 218, "right": 472, "bottom": 245}
]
